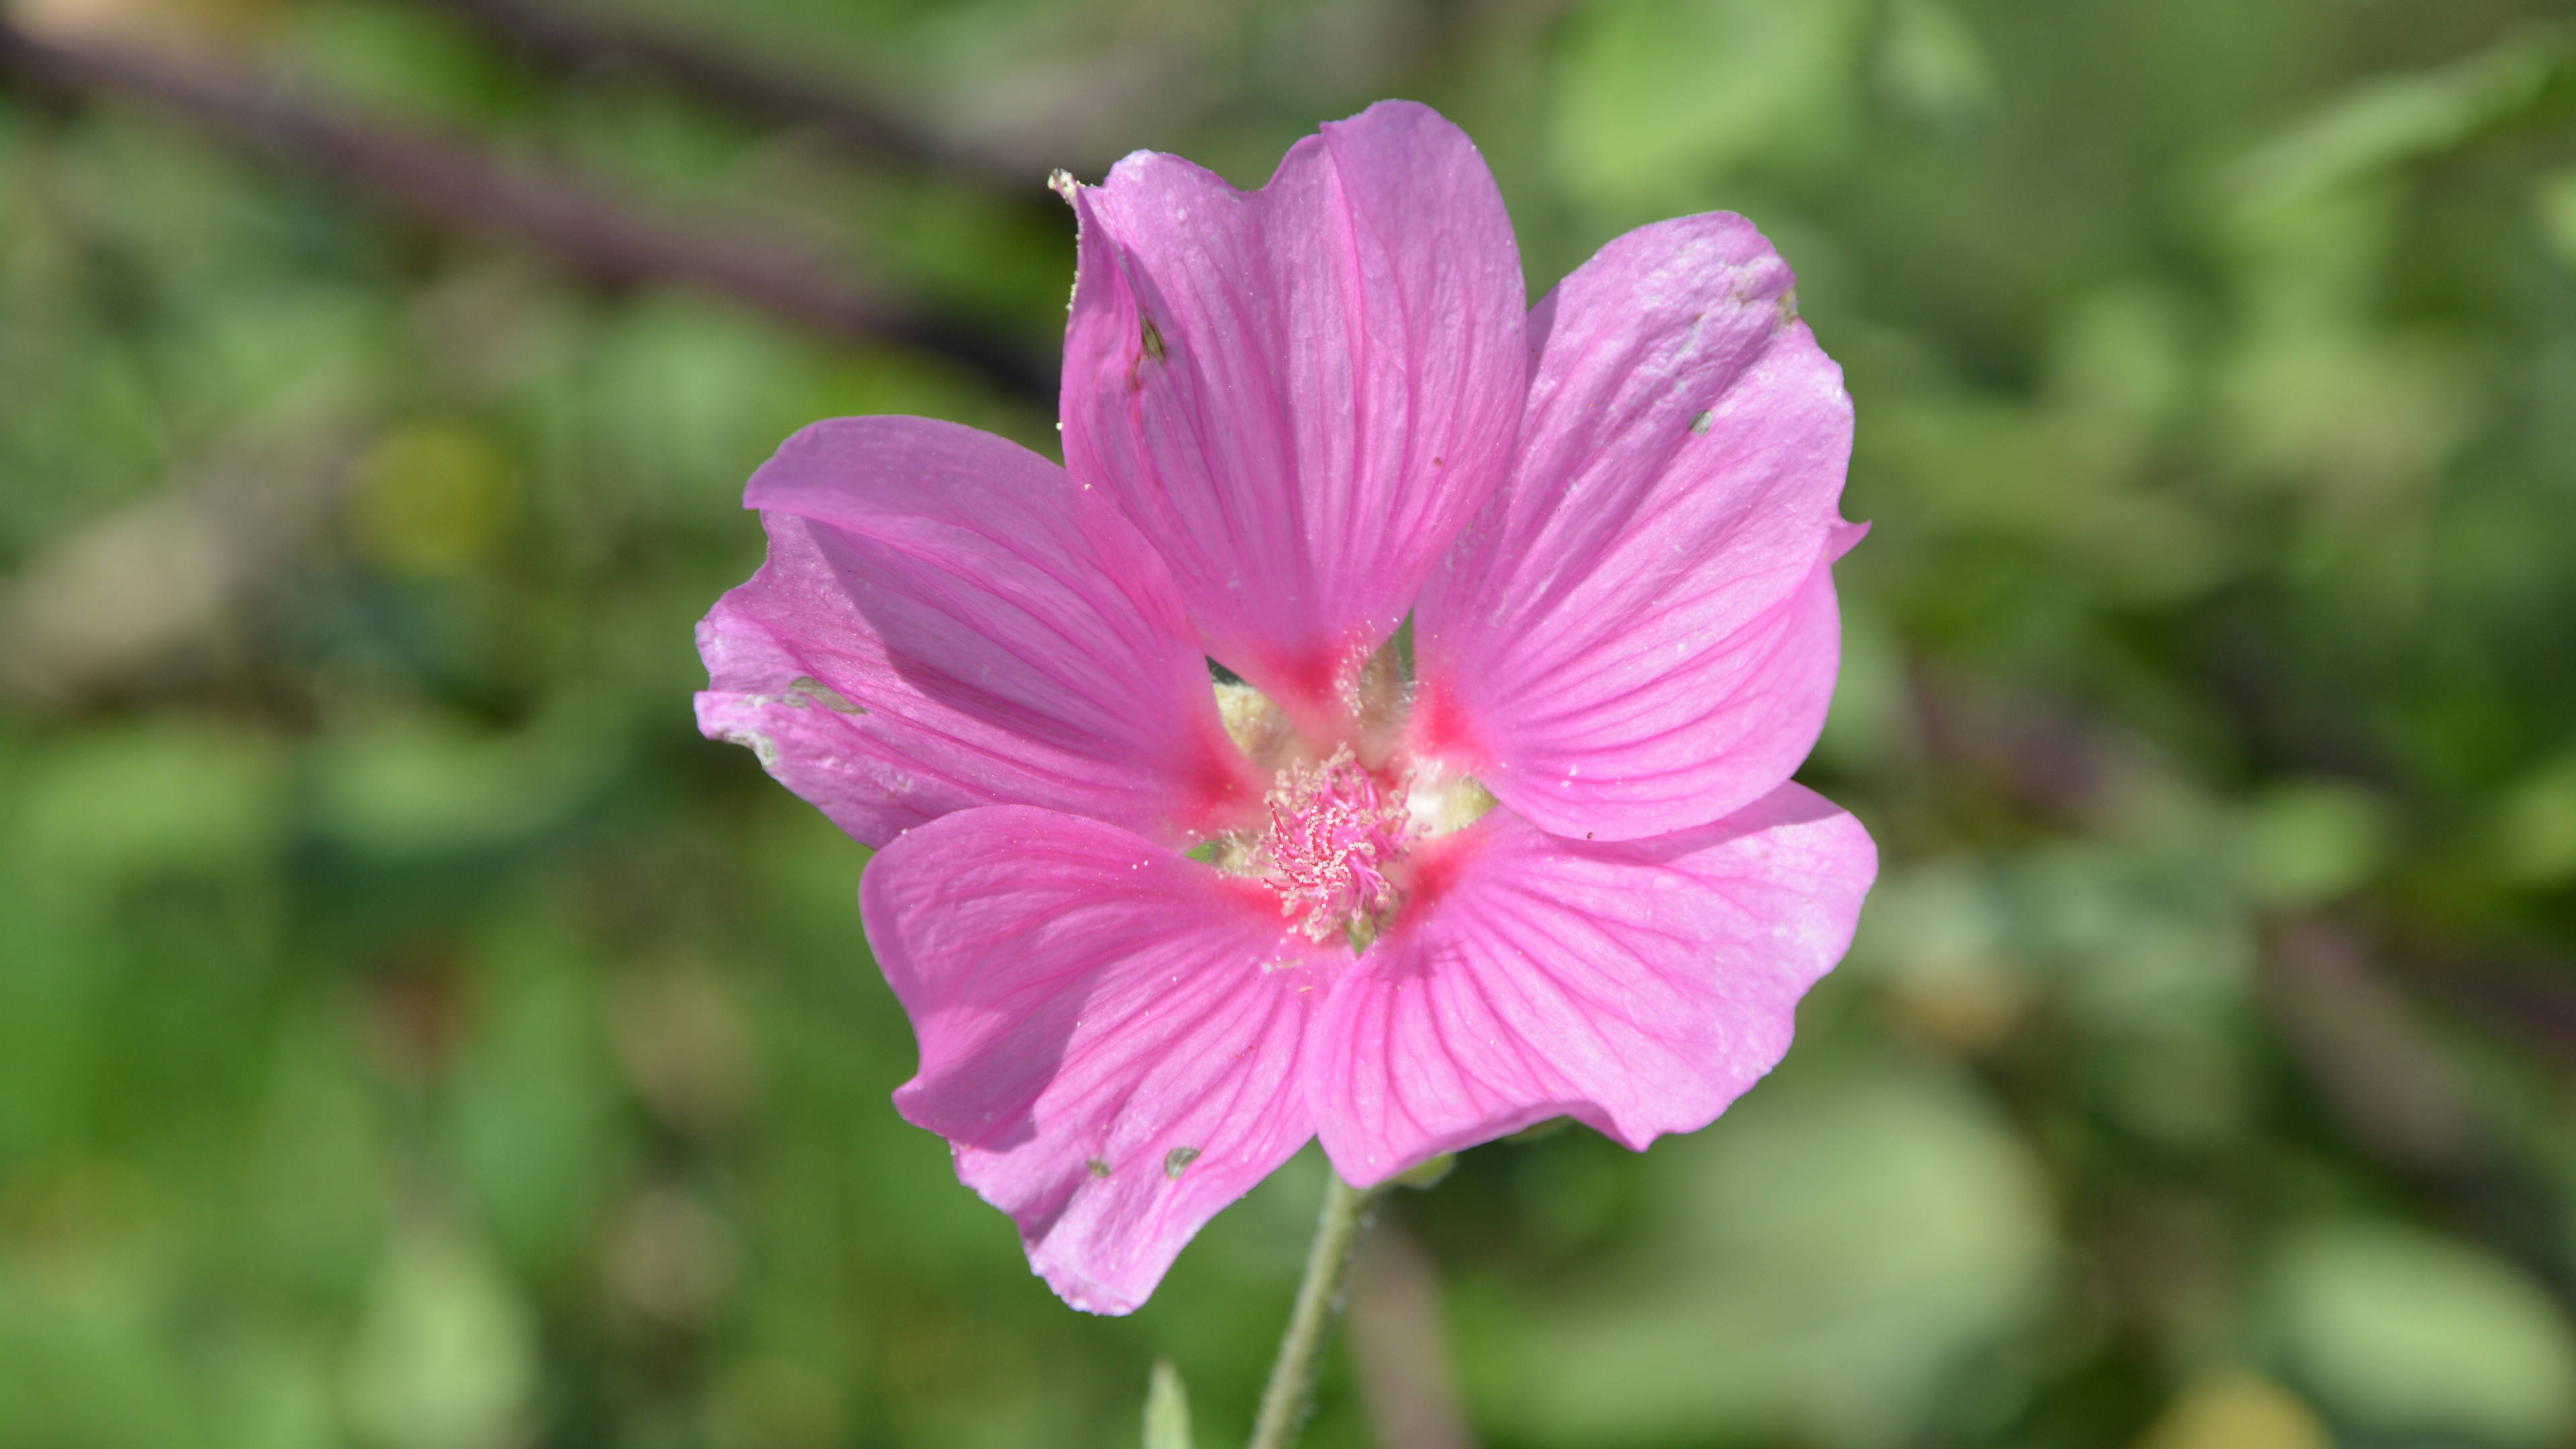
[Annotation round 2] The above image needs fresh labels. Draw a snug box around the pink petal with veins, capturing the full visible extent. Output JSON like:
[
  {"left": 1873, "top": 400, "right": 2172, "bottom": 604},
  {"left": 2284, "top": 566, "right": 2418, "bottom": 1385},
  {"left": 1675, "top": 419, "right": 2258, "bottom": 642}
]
[
  {"left": 696, "top": 416, "right": 1261, "bottom": 849},
  {"left": 865, "top": 806, "right": 1339, "bottom": 1314},
  {"left": 1415, "top": 213, "right": 1857, "bottom": 841},
  {"left": 1312, "top": 784, "right": 1876, "bottom": 1187},
  {"left": 1059, "top": 100, "right": 1525, "bottom": 730}
]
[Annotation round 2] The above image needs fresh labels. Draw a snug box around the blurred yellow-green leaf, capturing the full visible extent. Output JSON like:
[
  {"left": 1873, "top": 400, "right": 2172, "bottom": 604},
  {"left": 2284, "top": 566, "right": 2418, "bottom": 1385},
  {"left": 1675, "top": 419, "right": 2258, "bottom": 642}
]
[{"left": 2267, "top": 1222, "right": 2576, "bottom": 1445}]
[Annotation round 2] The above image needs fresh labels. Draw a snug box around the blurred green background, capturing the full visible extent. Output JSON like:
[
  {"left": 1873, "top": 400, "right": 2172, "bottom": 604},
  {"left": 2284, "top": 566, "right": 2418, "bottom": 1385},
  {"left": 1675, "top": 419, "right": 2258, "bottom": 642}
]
[{"left": 6, "top": 0, "right": 2576, "bottom": 1446}]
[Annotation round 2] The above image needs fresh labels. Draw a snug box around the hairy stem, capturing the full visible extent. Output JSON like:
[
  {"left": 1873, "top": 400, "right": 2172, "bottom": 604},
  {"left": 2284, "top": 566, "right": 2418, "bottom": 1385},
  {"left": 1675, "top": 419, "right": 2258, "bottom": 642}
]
[{"left": 1247, "top": 1171, "right": 1375, "bottom": 1449}]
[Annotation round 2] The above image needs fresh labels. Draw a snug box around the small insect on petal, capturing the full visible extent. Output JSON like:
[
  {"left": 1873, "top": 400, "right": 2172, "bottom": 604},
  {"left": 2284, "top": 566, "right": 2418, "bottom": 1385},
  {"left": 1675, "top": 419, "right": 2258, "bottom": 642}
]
[
  {"left": 1163, "top": 1146, "right": 1201, "bottom": 1179},
  {"left": 1087, "top": 1158, "right": 1113, "bottom": 1179}
]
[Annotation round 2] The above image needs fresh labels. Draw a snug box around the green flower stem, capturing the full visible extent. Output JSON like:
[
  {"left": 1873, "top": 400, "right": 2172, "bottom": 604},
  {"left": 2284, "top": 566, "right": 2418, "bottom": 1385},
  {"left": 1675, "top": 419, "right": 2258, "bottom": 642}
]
[{"left": 1246, "top": 1171, "right": 1376, "bottom": 1449}]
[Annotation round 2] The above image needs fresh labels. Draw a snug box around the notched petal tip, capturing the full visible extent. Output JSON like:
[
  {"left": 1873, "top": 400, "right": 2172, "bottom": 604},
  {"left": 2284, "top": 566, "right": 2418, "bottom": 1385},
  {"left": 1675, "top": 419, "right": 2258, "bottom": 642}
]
[
  {"left": 1058, "top": 100, "right": 1527, "bottom": 715},
  {"left": 1318, "top": 97, "right": 1489, "bottom": 162}
]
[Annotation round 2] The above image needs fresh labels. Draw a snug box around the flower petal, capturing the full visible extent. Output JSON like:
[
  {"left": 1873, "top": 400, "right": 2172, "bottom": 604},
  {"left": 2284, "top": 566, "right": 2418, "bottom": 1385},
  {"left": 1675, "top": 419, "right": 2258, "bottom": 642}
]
[
  {"left": 864, "top": 806, "right": 1339, "bottom": 1314},
  {"left": 1413, "top": 213, "right": 1858, "bottom": 841},
  {"left": 696, "top": 416, "right": 1261, "bottom": 849},
  {"left": 1059, "top": 100, "right": 1526, "bottom": 729},
  {"left": 1312, "top": 785, "right": 1876, "bottom": 1187}
]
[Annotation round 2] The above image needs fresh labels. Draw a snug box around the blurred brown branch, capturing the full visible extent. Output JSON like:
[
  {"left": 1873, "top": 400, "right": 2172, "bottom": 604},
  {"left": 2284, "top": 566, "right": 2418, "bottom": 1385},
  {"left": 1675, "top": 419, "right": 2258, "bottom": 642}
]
[
  {"left": 0, "top": 19, "right": 1055, "bottom": 401},
  {"left": 2259, "top": 912, "right": 2486, "bottom": 1178},
  {"left": 1903, "top": 666, "right": 2576, "bottom": 1300},
  {"left": 1913, "top": 663, "right": 2576, "bottom": 1081},
  {"left": 405, "top": 0, "right": 1032, "bottom": 190},
  {"left": 2385, "top": 923, "right": 2576, "bottom": 1074},
  {"left": 2259, "top": 910, "right": 2576, "bottom": 1303}
]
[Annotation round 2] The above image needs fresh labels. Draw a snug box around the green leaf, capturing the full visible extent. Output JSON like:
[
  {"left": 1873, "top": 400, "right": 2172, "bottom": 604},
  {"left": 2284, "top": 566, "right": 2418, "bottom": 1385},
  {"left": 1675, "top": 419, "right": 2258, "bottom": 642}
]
[
  {"left": 11, "top": 720, "right": 286, "bottom": 883},
  {"left": 2225, "top": 30, "right": 2565, "bottom": 209},
  {"left": 2267, "top": 1222, "right": 2576, "bottom": 1445},
  {"left": 2496, "top": 746, "right": 2576, "bottom": 885},
  {"left": 1493, "top": 1063, "right": 2055, "bottom": 1447},
  {"left": 343, "top": 1227, "right": 537, "bottom": 1449},
  {"left": 1872, "top": 0, "right": 1998, "bottom": 133},
  {"left": 2538, "top": 168, "right": 2576, "bottom": 271},
  {"left": 1142, "top": 1359, "right": 1192, "bottom": 1449},
  {"left": 2232, "top": 780, "right": 2393, "bottom": 906},
  {"left": 1392, "top": 1152, "right": 1456, "bottom": 1190},
  {"left": 1552, "top": 0, "right": 1868, "bottom": 202}
]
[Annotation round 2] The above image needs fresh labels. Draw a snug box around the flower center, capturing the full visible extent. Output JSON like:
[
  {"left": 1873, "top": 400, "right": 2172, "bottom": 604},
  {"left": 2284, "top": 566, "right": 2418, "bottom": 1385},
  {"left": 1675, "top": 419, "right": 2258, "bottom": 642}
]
[
  {"left": 1200, "top": 654, "right": 1498, "bottom": 951},
  {"left": 1264, "top": 745, "right": 1408, "bottom": 945}
]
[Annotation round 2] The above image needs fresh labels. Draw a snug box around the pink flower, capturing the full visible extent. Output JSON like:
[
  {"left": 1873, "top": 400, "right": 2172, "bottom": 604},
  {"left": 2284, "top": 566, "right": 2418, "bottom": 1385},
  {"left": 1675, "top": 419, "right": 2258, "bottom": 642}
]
[{"left": 696, "top": 102, "right": 1876, "bottom": 1314}]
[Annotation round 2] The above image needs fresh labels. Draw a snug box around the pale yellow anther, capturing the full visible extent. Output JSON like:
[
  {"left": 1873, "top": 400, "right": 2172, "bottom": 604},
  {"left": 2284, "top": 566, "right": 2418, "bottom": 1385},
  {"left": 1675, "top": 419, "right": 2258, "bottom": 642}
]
[
  {"left": 1342, "top": 639, "right": 1411, "bottom": 760},
  {"left": 1405, "top": 771, "right": 1497, "bottom": 840},
  {"left": 1214, "top": 679, "right": 1297, "bottom": 771}
]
